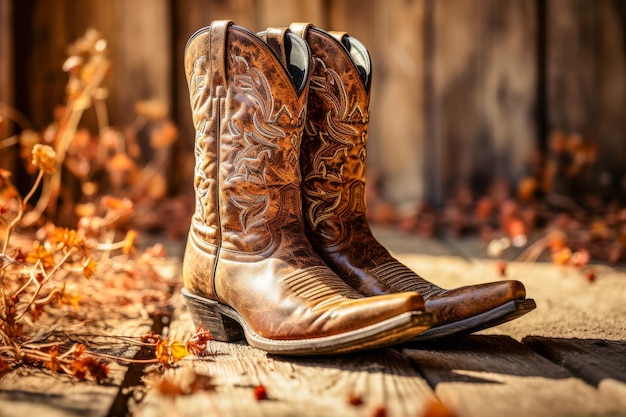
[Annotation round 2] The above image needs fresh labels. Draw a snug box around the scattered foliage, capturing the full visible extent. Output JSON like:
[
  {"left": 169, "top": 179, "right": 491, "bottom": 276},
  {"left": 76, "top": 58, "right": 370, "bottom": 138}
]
[
  {"left": 0, "top": 29, "right": 202, "bottom": 385},
  {"left": 370, "top": 130, "right": 626, "bottom": 280}
]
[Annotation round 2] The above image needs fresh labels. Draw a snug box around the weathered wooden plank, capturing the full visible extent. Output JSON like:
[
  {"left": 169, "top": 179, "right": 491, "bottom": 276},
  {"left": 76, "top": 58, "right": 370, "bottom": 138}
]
[
  {"left": 13, "top": 0, "right": 171, "bottom": 128},
  {"left": 0, "top": 0, "right": 11, "bottom": 106},
  {"left": 524, "top": 336, "right": 626, "bottom": 402},
  {"left": 0, "top": 317, "right": 152, "bottom": 417},
  {"left": 137, "top": 309, "right": 437, "bottom": 417},
  {"left": 257, "top": 0, "right": 325, "bottom": 30},
  {"left": 546, "top": 0, "right": 626, "bottom": 180},
  {"left": 403, "top": 335, "right": 626, "bottom": 417},
  {"left": 367, "top": 0, "right": 427, "bottom": 214},
  {"left": 426, "top": 0, "right": 537, "bottom": 204},
  {"left": 0, "top": 0, "right": 16, "bottom": 174}
]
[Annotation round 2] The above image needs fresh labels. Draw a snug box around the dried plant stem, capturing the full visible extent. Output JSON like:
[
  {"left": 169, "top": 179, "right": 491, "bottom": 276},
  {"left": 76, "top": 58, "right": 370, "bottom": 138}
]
[
  {"left": 93, "top": 96, "right": 110, "bottom": 160},
  {"left": 15, "top": 248, "right": 75, "bottom": 322},
  {"left": 21, "top": 108, "right": 83, "bottom": 226}
]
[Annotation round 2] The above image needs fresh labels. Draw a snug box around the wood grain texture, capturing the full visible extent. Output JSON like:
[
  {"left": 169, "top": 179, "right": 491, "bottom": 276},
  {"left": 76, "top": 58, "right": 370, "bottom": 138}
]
[
  {"left": 8, "top": 0, "right": 626, "bottom": 204},
  {"left": 546, "top": 0, "right": 626, "bottom": 178},
  {"left": 524, "top": 336, "right": 626, "bottom": 403},
  {"left": 403, "top": 335, "right": 626, "bottom": 417},
  {"left": 368, "top": 0, "right": 427, "bottom": 212},
  {"left": 0, "top": 0, "right": 12, "bottom": 106},
  {"left": 0, "top": 317, "right": 152, "bottom": 417},
  {"left": 0, "top": 0, "right": 16, "bottom": 174},
  {"left": 137, "top": 310, "right": 437, "bottom": 417},
  {"left": 426, "top": 0, "right": 537, "bottom": 204}
]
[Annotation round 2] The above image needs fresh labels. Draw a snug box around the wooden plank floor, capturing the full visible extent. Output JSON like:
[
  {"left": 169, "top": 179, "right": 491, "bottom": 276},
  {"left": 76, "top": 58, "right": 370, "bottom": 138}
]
[{"left": 2, "top": 227, "right": 626, "bottom": 417}]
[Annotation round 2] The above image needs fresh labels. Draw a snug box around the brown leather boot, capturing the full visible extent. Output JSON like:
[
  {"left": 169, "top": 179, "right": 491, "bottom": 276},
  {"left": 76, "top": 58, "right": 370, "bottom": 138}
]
[
  {"left": 289, "top": 22, "right": 536, "bottom": 341},
  {"left": 182, "top": 21, "right": 432, "bottom": 355}
]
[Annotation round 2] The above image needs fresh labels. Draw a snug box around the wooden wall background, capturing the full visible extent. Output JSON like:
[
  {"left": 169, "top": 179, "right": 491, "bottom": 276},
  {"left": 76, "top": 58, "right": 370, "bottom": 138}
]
[{"left": 1, "top": 0, "right": 625, "bottom": 211}]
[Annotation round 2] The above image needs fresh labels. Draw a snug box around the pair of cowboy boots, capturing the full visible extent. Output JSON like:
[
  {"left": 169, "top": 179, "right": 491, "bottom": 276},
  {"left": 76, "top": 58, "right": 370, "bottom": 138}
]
[{"left": 182, "top": 21, "right": 535, "bottom": 355}]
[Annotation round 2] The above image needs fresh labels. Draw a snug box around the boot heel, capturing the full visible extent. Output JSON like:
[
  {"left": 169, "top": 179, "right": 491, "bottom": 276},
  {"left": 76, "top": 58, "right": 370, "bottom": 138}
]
[{"left": 182, "top": 288, "right": 245, "bottom": 342}]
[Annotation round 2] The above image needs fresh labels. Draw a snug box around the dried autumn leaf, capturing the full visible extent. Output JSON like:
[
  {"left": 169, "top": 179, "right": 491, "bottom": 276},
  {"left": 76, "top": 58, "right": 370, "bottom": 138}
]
[
  {"left": 83, "top": 258, "right": 98, "bottom": 279},
  {"left": 150, "top": 121, "right": 178, "bottom": 148},
  {"left": 146, "top": 172, "right": 168, "bottom": 200},
  {"left": 347, "top": 393, "right": 364, "bottom": 406},
  {"left": 253, "top": 385, "right": 268, "bottom": 401},
  {"left": 72, "top": 357, "right": 109, "bottom": 382},
  {"left": 371, "top": 405, "right": 387, "bottom": 417},
  {"left": 135, "top": 100, "right": 167, "bottom": 120},
  {"left": 155, "top": 338, "right": 170, "bottom": 365},
  {"left": 552, "top": 247, "right": 572, "bottom": 265},
  {"left": 585, "top": 270, "right": 597, "bottom": 283},
  {"left": 44, "top": 346, "right": 61, "bottom": 372},
  {"left": 422, "top": 399, "right": 457, "bottom": 417},
  {"left": 155, "top": 377, "right": 185, "bottom": 396},
  {"left": 102, "top": 195, "right": 134, "bottom": 212},
  {"left": 58, "top": 284, "right": 81, "bottom": 310},
  {"left": 570, "top": 249, "right": 590, "bottom": 269},
  {"left": 0, "top": 356, "right": 10, "bottom": 378},
  {"left": 495, "top": 260, "right": 507, "bottom": 277},
  {"left": 122, "top": 230, "right": 137, "bottom": 255},
  {"left": 170, "top": 341, "right": 190, "bottom": 363}
]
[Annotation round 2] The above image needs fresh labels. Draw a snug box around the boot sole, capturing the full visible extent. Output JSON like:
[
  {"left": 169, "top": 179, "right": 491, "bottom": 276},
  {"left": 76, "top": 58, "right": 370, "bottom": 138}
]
[
  {"left": 408, "top": 298, "right": 537, "bottom": 342},
  {"left": 182, "top": 288, "right": 433, "bottom": 355}
]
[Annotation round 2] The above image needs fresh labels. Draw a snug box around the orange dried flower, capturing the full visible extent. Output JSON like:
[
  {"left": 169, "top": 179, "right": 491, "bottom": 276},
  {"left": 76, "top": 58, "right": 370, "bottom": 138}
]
[
  {"left": 552, "top": 247, "right": 572, "bottom": 265},
  {"left": 186, "top": 324, "right": 213, "bottom": 355},
  {"left": 26, "top": 243, "right": 56, "bottom": 268},
  {"left": 50, "top": 227, "right": 86, "bottom": 251},
  {"left": 31, "top": 144, "right": 57, "bottom": 173}
]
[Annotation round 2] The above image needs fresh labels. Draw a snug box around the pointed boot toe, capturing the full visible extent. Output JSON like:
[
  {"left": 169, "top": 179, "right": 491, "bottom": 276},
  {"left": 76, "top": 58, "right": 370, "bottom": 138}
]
[
  {"left": 290, "top": 22, "right": 535, "bottom": 341},
  {"left": 413, "top": 280, "right": 535, "bottom": 340}
]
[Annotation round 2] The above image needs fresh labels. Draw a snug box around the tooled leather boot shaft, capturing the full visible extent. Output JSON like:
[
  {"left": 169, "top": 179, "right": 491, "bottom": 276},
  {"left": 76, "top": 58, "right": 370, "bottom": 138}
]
[
  {"left": 292, "top": 25, "right": 432, "bottom": 296},
  {"left": 185, "top": 23, "right": 309, "bottom": 256}
]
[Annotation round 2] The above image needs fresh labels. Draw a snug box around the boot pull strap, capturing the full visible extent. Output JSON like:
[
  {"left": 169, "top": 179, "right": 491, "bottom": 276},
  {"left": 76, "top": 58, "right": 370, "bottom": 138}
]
[
  {"left": 209, "top": 20, "right": 233, "bottom": 91},
  {"left": 265, "top": 27, "right": 289, "bottom": 66},
  {"left": 329, "top": 31, "right": 348, "bottom": 43},
  {"left": 289, "top": 22, "right": 313, "bottom": 39}
]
